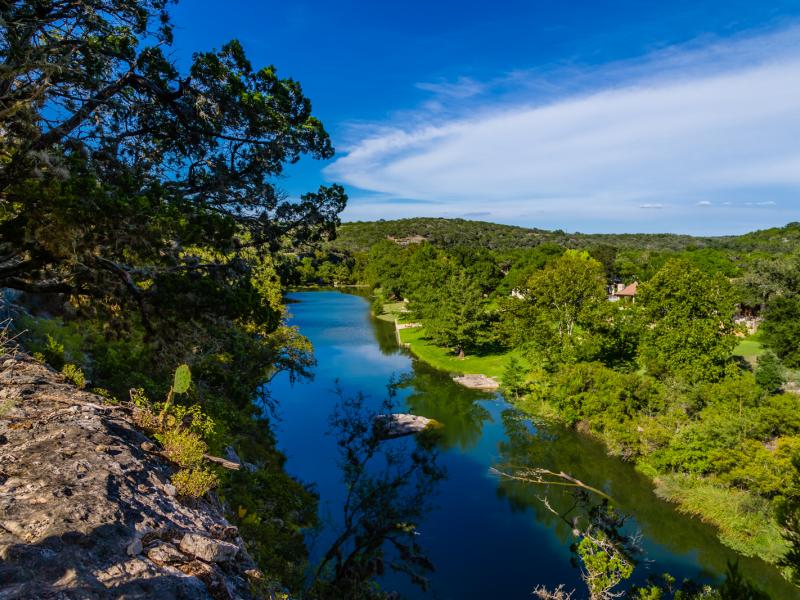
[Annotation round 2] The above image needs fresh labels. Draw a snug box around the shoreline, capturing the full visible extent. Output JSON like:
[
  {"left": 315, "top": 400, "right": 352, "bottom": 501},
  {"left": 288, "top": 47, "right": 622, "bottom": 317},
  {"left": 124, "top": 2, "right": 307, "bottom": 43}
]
[{"left": 374, "top": 303, "right": 790, "bottom": 578}]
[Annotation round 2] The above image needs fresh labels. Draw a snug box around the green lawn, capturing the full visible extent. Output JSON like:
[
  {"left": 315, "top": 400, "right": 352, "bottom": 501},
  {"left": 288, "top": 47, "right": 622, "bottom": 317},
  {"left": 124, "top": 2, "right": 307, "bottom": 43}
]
[
  {"left": 733, "top": 332, "right": 764, "bottom": 362},
  {"left": 374, "top": 301, "right": 518, "bottom": 377},
  {"left": 374, "top": 301, "right": 406, "bottom": 322},
  {"left": 398, "top": 326, "right": 524, "bottom": 379}
]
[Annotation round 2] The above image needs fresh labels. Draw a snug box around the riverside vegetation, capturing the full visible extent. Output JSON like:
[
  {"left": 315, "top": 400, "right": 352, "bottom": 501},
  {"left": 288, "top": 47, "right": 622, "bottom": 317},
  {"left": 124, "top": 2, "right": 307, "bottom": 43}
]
[{"left": 296, "top": 218, "right": 800, "bottom": 595}]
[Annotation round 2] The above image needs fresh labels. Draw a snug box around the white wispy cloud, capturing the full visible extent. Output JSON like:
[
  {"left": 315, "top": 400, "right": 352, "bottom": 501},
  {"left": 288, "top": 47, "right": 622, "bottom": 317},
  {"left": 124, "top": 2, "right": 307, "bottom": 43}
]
[
  {"left": 415, "top": 76, "right": 486, "bottom": 99},
  {"left": 326, "top": 26, "right": 800, "bottom": 233}
]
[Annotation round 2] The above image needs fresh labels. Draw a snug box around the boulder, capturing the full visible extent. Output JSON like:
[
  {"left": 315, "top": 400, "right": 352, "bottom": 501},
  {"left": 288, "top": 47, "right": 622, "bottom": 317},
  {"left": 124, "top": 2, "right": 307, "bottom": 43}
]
[
  {"left": 179, "top": 533, "right": 239, "bottom": 563},
  {"left": 374, "top": 413, "right": 438, "bottom": 439},
  {"left": 452, "top": 374, "right": 500, "bottom": 390},
  {"left": 146, "top": 541, "right": 186, "bottom": 566}
]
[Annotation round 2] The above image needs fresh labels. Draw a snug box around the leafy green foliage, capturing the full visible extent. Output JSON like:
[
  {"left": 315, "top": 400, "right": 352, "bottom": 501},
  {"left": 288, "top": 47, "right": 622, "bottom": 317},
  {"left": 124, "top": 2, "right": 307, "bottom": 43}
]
[
  {"left": 0, "top": 0, "right": 346, "bottom": 339},
  {"left": 755, "top": 351, "right": 785, "bottom": 393},
  {"left": 172, "top": 467, "right": 220, "bottom": 498},
  {"left": 637, "top": 259, "right": 737, "bottom": 381},
  {"left": 778, "top": 455, "right": 800, "bottom": 586},
  {"left": 61, "top": 363, "right": 86, "bottom": 389},
  {"left": 173, "top": 364, "right": 192, "bottom": 394},
  {"left": 516, "top": 250, "right": 608, "bottom": 363},
  {"left": 502, "top": 355, "right": 528, "bottom": 399},
  {"left": 159, "top": 428, "right": 208, "bottom": 469},
  {"left": 418, "top": 268, "right": 500, "bottom": 356},
  {"left": 761, "top": 296, "right": 800, "bottom": 367},
  {"left": 576, "top": 532, "right": 634, "bottom": 599}
]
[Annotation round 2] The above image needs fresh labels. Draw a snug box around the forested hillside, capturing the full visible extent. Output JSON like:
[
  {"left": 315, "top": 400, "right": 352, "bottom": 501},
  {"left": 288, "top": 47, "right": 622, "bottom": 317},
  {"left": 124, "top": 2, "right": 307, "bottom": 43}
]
[
  {"left": 331, "top": 217, "right": 727, "bottom": 252},
  {"left": 332, "top": 217, "right": 800, "bottom": 255}
]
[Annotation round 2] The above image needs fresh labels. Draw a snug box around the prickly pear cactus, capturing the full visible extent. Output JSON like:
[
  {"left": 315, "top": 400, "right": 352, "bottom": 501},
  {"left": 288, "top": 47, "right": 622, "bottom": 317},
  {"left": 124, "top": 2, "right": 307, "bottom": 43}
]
[{"left": 173, "top": 364, "right": 191, "bottom": 395}]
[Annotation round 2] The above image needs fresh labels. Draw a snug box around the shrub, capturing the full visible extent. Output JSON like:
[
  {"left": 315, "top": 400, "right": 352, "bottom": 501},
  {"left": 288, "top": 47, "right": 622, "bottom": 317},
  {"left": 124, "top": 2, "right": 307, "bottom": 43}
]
[
  {"left": 755, "top": 351, "right": 786, "bottom": 394},
  {"left": 159, "top": 428, "right": 207, "bottom": 468},
  {"left": 43, "top": 334, "right": 66, "bottom": 370},
  {"left": 172, "top": 467, "right": 219, "bottom": 498},
  {"left": 61, "top": 363, "right": 86, "bottom": 388}
]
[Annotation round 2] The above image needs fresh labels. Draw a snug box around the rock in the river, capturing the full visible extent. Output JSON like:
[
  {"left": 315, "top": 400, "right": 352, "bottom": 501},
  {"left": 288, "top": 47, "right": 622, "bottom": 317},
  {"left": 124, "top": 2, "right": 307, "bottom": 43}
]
[
  {"left": 374, "top": 413, "right": 439, "bottom": 439},
  {"left": 0, "top": 353, "right": 257, "bottom": 599},
  {"left": 452, "top": 373, "right": 500, "bottom": 390}
]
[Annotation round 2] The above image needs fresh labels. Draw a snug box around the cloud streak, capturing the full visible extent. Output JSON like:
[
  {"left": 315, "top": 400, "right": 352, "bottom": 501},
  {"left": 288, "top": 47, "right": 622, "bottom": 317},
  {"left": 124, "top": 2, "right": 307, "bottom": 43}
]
[
  {"left": 327, "top": 27, "right": 800, "bottom": 233},
  {"left": 415, "top": 76, "right": 486, "bottom": 99}
]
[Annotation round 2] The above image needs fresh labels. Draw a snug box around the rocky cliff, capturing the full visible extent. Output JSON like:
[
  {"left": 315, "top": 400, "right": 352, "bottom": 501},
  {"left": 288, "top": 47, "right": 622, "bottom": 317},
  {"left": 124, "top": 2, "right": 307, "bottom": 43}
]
[{"left": 0, "top": 353, "right": 261, "bottom": 599}]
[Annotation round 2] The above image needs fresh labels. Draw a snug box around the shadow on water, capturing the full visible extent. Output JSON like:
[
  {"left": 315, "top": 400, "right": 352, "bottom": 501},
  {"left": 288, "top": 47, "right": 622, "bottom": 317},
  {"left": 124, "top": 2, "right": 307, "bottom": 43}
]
[{"left": 276, "top": 290, "right": 797, "bottom": 599}]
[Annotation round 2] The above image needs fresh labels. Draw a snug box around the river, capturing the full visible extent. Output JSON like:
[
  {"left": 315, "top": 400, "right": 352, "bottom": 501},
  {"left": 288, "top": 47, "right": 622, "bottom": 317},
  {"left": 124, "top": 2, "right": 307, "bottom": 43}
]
[{"left": 269, "top": 290, "right": 794, "bottom": 599}]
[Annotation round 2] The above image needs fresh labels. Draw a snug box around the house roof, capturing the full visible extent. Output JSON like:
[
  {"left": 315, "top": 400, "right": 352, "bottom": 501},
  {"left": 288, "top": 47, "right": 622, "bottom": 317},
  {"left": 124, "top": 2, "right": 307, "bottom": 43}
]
[{"left": 616, "top": 282, "right": 638, "bottom": 297}]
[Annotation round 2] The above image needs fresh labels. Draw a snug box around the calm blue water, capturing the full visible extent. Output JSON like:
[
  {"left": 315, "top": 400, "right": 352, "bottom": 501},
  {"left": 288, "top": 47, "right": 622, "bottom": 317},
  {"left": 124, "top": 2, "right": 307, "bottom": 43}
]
[{"left": 269, "top": 291, "right": 793, "bottom": 599}]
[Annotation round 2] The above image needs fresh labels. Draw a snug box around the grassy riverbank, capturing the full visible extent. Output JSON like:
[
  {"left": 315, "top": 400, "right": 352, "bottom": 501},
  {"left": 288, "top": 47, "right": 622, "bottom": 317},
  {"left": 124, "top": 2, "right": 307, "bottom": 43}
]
[
  {"left": 376, "top": 301, "right": 520, "bottom": 379},
  {"left": 653, "top": 473, "right": 788, "bottom": 564},
  {"left": 517, "top": 397, "right": 789, "bottom": 568}
]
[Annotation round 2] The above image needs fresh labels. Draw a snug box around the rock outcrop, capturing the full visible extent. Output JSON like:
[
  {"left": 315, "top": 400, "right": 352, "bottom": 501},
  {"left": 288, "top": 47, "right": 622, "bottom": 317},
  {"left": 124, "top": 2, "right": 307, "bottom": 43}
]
[{"left": 0, "top": 353, "right": 260, "bottom": 599}]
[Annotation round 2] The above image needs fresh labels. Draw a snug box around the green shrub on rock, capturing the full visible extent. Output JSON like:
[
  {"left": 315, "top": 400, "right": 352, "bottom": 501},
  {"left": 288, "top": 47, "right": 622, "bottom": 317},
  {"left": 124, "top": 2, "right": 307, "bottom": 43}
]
[
  {"left": 172, "top": 467, "right": 219, "bottom": 498},
  {"left": 61, "top": 363, "right": 86, "bottom": 389}
]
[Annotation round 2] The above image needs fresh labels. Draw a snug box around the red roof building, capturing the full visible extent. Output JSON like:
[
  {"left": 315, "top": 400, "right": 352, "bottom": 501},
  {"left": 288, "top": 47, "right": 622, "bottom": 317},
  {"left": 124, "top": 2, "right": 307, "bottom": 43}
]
[{"left": 615, "top": 282, "right": 638, "bottom": 297}]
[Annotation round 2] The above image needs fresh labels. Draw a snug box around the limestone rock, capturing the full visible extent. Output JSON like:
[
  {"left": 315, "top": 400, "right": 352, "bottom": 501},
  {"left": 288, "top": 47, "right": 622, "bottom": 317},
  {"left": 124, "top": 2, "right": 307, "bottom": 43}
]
[
  {"left": 452, "top": 373, "right": 500, "bottom": 390},
  {"left": 146, "top": 541, "right": 186, "bottom": 566},
  {"left": 0, "top": 353, "right": 256, "bottom": 599},
  {"left": 179, "top": 533, "right": 239, "bottom": 563},
  {"left": 374, "top": 413, "right": 439, "bottom": 439},
  {"left": 126, "top": 537, "right": 143, "bottom": 556}
]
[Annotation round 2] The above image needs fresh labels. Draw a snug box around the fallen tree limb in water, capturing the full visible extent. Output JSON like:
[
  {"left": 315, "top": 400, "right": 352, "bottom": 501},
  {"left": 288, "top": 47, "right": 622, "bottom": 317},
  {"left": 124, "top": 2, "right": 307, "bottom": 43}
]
[{"left": 490, "top": 466, "right": 614, "bottom": 503}]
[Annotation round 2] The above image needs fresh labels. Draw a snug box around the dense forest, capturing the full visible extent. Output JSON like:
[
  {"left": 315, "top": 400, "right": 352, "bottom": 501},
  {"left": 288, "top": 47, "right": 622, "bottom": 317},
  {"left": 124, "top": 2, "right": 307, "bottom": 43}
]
[{"left": 329, "top": 218, "right": 727, "bottom": 252}]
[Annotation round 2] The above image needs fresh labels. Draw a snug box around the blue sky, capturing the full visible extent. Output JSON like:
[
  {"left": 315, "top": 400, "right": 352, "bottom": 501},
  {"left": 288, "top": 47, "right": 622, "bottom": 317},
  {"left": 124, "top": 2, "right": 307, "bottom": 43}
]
[{"left": 171, "top": 1, "right": 800, "bottom": 234}]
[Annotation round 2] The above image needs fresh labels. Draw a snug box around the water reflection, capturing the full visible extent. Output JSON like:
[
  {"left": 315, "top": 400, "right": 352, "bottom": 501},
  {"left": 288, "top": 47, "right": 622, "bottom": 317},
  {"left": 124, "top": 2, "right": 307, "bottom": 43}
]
[{"left": 397, "top": 365, "right": 494, "bottom": 451}]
